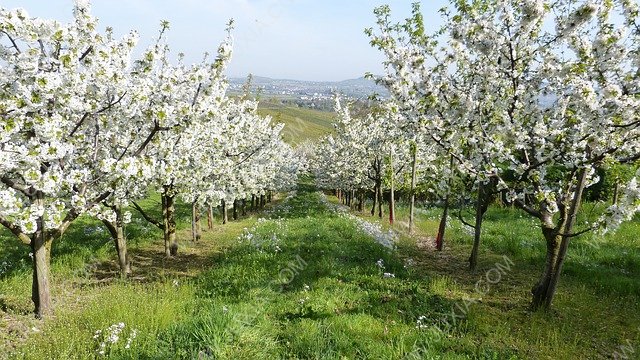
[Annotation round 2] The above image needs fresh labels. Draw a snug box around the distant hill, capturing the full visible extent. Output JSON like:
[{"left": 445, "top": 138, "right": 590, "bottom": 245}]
[
  {"left": 228, "top": 76, "right": 386, "bottom": 145},
  {"left": 228, "top": 75, "right": 388, "bottom": 99}
]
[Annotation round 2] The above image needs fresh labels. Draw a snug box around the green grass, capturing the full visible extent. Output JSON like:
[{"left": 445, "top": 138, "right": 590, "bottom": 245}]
[
  {"left": 257, "top": 104, "right": 335, "bottom": 145},
  {"left": 0, "top": 188, "right": 639, "bottom": 359}
]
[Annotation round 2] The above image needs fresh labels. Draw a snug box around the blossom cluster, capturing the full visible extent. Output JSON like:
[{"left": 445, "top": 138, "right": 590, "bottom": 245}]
[{"left": 93, "top": 322, "right": 138, "bottom": 356}]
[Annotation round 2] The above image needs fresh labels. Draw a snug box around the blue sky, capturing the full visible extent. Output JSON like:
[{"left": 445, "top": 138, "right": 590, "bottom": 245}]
[{"left": 3, "top": 0, "right": 448, "bottom": 81}]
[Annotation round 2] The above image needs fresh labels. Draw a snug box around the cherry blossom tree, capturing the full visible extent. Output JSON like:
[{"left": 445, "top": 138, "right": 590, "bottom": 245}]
[
  {"left": 129, "top": 21, "right": 234, "bottom": 256},
  {"left": 0, "top": 0, "right": 153, "bottom": 317}
]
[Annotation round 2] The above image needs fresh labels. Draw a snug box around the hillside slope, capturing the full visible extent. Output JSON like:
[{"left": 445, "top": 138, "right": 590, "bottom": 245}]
[{"left": 258, "top": 104, "right": 335, "bottom": 145}]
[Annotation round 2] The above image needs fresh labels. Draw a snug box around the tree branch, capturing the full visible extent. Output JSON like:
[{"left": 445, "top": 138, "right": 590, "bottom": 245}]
[
  {"left": 0, "top": 216, "right": 31, "bottom": 245},
  {"left": 78, "top": 46, "right": 93, "bottom": 62},
  {"left": 101, "top": 218, "right": 118, "bottom": 239},
  {"left": 514, "top": 198, "right": 542, "bottom": 219},
  {"left": 50, "top": 190, "right": 113, "bottom": 240},
  {"left": 1, "top": 30, "right": 21, "bottom": 53},
  {"left": 457, "top": 207, "right": 475, "bottom": 228},
  {"left": 234, "top": 144, "right": 265, "bottom": 168},
  {"left": 133, "top": 123, "right": 161, "bottom": 157},
  {"left": 558, "top": 226, "right": 595, "bottom": 239},
  {"left": 191, "top": 83, "right": 202, "bottom": 107},
  {"left": 68, "top": 113, "right": 90, "bottom": 138},
  {"left": 131, "top": 201, "right": 164, "bottom": 230},
  {"left": 1, "top": 176, "right": 33, "bottom": 197},
  {"left": 96, "top": 92, "right": 127, "bottom": 114}
]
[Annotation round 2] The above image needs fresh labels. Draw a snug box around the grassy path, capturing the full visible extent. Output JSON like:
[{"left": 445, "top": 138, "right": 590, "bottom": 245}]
[{"left": 1, "top": 186, "right": 639, "bottom": 359}]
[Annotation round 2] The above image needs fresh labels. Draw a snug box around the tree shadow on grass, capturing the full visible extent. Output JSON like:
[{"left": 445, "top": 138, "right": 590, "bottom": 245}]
[
  {"left": 0, "top": 216, "right": 113, "bottom": 281},
  {"left": 81, "top": 222, "right": 233, "bottom": 286},
  {"left": 81, "top": 248, "right": 216, "bottom": 287},
  {"left": 561, "top": 244, "right": 640, "bottom": 297}
]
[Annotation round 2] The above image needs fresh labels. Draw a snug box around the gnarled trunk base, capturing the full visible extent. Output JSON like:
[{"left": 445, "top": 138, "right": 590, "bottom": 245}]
[{"left": 531, "top": 230, "right": 561, "bottom": 310}]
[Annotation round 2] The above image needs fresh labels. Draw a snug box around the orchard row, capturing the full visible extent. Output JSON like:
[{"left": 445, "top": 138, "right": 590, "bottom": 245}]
[
  {"left": 0, "top": 1, "right": 302, "bottom": 318},
  {"left": 311, "top": 0, "right": 640, "bottom": 311}
]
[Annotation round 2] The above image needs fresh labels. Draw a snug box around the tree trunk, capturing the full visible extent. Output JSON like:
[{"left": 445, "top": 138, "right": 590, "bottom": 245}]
[
  {"left": 389, "top": 150, "right": 395, "bottom": 226},
  {"left": 251, "top": 195, "right": 256, "bottom": 210},
  {"left": 469, "top": 183, "right": 485, "bottom": 271},
  {"left": 195, "top": 208, "right": 202, "bottom": 241},
  {"left": 435, "top": 194, "right": 449, "bottom": 251},
  {"left": 541, "top": 168, "right": 589, "bottom": 309},
  {"left": 260, "top": 195, "right": 265, "bottom": 208},
  {"left": 115, "top": 206, "right": 129, "bottom": 276},
  {"left": 377, "top": 181, "right": 384, "bottom": 218},
  {"left": 233, "top": 200, "right": 238, "bottom": 220},
  {"left": 436, "top": 156, "right": 455, "bottom": 251},
  {"left": 31, "top": 214, "right": 53, "bottom": 319},
  {"left": 409, "top": 143, "right": 418, "bottom": 234},
  {"left": 192, "top": 201, "right": 202, "bottom": 242},
  {"left": 351, "top": 190, "right": 356, "bottom": 210},
  {"left": 207, "top": 205, "right": 214, "bottom": 230},
  {"left": 267, "top": 191, "right": 272, "bottom": 203},
  {"left": 613, "top": 178, "right": 620, "bottom": 205},
  {"left": 352, "top": 190, "right": 356, "bottom": 208},
  {"left": 242, "top": 199, "right": 247, "bottom": 216},
  {"left": 371, "top": 186, "right": 378, "bottom": 216},
  {"left": 221, "top": 200, "right": 228, "bottom": 225},
  {"left": 192, "top": 201, "right": 197, "bottom": 241},
  {"left": 162, "top": 194, "right": 170, "bottom": 257},
  {"left": 163, "top": 189, "right": 178, "bottom": 256},
  {"left": 102, "top": 205, "right": 130, "bottom": 277},
  {"left": 531, "top": 223, "right": 562, "bottom": 309}
]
